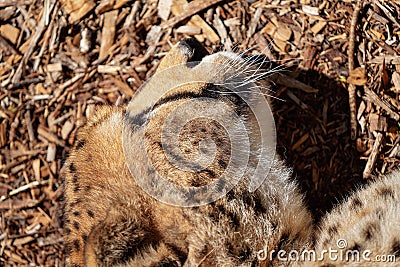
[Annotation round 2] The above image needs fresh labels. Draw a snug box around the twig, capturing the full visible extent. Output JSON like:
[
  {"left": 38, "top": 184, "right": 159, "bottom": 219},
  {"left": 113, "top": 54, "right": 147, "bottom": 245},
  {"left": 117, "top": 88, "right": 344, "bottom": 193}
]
[
  {"left": 0, "top": 180, "right": 49, "bottom": 203},
  {"left": 372, "top": 0, "right": 400, "bottom": 28},
  {"left": 348, "top": 0, "right": 364, "bottom": 140},
  {"left": 363, "top": 87, "right": 400, "bottom": 121},
  {"left": 363, "top": 132, "right": 383, "bottom": 179},
  {"left": 275, "top": 74, "right": 319, "bottom": 93},
  {"left": 11, "top": 0, "right": 57, "bottom": 86},
  {"left": 161, "top": 0, "right": 224, "bottom": 29},
  {"left": 286, "top": 90, "right": 310, "bottom": 111}
]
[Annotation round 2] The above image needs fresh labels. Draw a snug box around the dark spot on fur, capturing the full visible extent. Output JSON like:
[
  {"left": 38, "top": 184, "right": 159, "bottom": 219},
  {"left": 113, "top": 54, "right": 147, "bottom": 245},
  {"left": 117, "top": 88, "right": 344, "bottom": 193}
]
[
  {"left": 71, "top": 265, "right": 82, "bottom": 267},
  {"left": 87, "top": 210, "right": 95, "bottom": 218},
  {"left": 69, "top": 163, "right": 76, "bottom": 173},
  {"left": 189, "top": 179, "right": 202, "bottom": 187},
  {"left": 351, "top": 196, "right": 363, "bottom": 208},
  {"left": 375, "top": 208, "right": 384, "bottom": 219},
  {"left": 238, "top": 246, "right": 252, "bottom": 262},
  {"left": 327, "top": 225, "right": 338, "bottom": 236},
  {"left": 391, "top": 239, "right": 400, "bottom": 257},
  {"left": 226, "top": 190, "right": 235, "bottom": 202},
  {"left": 156, "top": 141, "right": 162, "bottom": 148},
  {"left": 320, "top": 264, "right": 335, "bottom": 267},
  {"left": 202, "top": 169, "right": 215, "bottom": 179},
  {"left": 73, "top": 221, "right": 80, "bottom": 230},
  {"left": 270, "top": 219, "right": 278, "bottom": 231},
  {"left": 75, "top": 139, "right": 85, "bottom": 150},
  {"left": 277, "top": 232, "right": 290, "bottom": 254},
  {"left": 377, "top": 186, "right": 395, "bottom": 199},
  {"left": 348, "top": 243, "right": 361, "bottom": 251},
  {"left": 73, "top": 185, "right": 80, "bottom": 192},
  {"left": 158, "top": 260, "right": 179, "bottom": 267},
  {"left": 243, "top": 193, "right": 253, "bottom": 206},
  {"left": 253, "top": 194, "right": 266, "bottom": 214},
  {"left": 82, "top": 234, "right": 88, "bottom": 241},
  {"left": 216, "top": 179, "right": 225, "bottom": 191},
  {"left": 363, "top": 223, "right": 377, "bottom": 240},
  {"left": 216, "top": 204, "right": 226, "bottom": 215},
  {"left": 68, "top": 163, "right": 79, "bottom": 184},
  {"left": 73, "top": 211, "right": 80, "bottom": 217},
  {"left": 218, "top": 159, "right": 227, "bottom": 168},
  {"left": 73, "top": 239, "right": 80, "bottom": 251},
  {"left": 65, "top": 227, "right": 71, "bottom": 235},
  {"left": 242, "top": 193, "right": 266, "bottom": 215},
  {"left": 69, "top": 199, "right": 82, "bottom": 209},
  {"left": 215, "top": 138, "right": 224, "bottom": 145},
  {"left": 64, "top": 242, "right": 72, "bottom": 255},
  {"left": 83, "top": 185, "right": 91, "bottom": 192}
]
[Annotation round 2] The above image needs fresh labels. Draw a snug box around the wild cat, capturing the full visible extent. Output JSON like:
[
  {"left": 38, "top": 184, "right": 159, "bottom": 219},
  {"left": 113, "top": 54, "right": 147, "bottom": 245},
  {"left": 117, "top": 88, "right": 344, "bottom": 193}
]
[
  {"left": 62, "top": 39, "right": 399, "bottom": 266},
  {"left": 62, "top": 38, "right": 313, "bottom": 266}
]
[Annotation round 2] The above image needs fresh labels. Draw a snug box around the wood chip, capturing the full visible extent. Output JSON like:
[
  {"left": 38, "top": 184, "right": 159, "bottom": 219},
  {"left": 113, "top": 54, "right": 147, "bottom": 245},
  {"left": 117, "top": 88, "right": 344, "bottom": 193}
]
[
  {"left": 46, "top": 63, "right": 63, "bottom": 72},
  {"left": 0, "top": 24, "right": 20, "bottom": 44},
  {"left": 96, "top": 0, "right": 115, "bottom": 14},
  {"left": 60, "top": 0, "right": 96, "bottom": 24},
  {"left": 13, "top": 236, "right": 35, "bottom": 247},
  {"left": 311, "top": 21, "right": 326, "bottom": 35},
  {"left": 99, "top": 10, "right": 118, "bottom": 60},
  {"left": 302, "top": 5, "right": 319, "bottom": 16},
  {"left": 162, "top": 0, "right": 224, "bottom": 30},
  {"left": 363, "top": 132, "right": 384, "bottom": 179},
  {"left": 37, "top": 126, "right": 65, "bottom": 147},
  {"left": 347, "top": 67, "right": 367, "bottom": 86},
  {"left": 32, "top": 159, "right": 41, "bottom": 182},
  {"left": 158, "top": 0, "right": 173, "bottom": 21},
  {"left": 3, "top": 250, "right": 28, "bottom": 264},
  {"left": 176, "top": 25, "right": 202, "bottom": 35},
  {"left": 391, "top": 72, "right": 400, "bottom": 93},
  {"left": 368, "top": 113, "right": 387, "bottom": 132},
  {"left": 213, "top": 8, "right": 232, "bottom": 50},
  {"left": 274, "top": 22, "right": 292, "bottom": 42},
  {"left": 98, "top": 65, "right": 121, "bottom": 74},
  {"left": 363, "top": 87, "right": 400, "bottom": 121},
  {"left": 46, "top": 143, "right": 56, "bottom": 162},
  {"left": 111, "top": 76, "right": 135, "bottom": 97},
  {"left": 171, "top": 0, "right": 219, "bottom": 43},
  {"left": 292, "top": 133, "right": 309, "bottom": 150},
  {"left": 61, "top": 120, "right": 74, "bottom": 140}
]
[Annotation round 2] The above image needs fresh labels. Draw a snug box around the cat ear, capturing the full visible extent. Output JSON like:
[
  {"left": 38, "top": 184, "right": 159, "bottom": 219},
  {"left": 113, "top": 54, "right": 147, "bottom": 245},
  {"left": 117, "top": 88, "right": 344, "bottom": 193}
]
[{"left": 157, "top": 38, "right": 209, "bottom": 72}]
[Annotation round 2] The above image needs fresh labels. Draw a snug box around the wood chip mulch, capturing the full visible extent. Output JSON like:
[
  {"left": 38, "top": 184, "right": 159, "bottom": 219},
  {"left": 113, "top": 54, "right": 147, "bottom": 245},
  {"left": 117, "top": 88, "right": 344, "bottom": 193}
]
[{"left": 0, "top": 0, "right": 399, "bottom": 265}]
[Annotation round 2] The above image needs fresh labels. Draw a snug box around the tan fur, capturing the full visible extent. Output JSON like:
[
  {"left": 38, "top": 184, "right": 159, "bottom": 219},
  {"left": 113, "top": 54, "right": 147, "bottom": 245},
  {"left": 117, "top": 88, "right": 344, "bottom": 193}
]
[
  {"left": 62, "top": 39, "right": 399, "bottom": 267},
  {"left": 301, "top": 171, "right": 400, "bottom": 267},
  {"left": 63, "top": 40, "right": 313, "bottom": 266}
]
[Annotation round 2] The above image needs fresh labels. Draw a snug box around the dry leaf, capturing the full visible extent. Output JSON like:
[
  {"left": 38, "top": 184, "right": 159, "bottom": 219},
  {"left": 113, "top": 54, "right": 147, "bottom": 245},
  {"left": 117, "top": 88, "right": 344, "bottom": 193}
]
[
  {"left": 380, "top": 59, "right": 389, "bottom": 88},
  {"left": 158, "top": 0, "right": 173, "bottom": 21},
  {"left": 347, "top": 67, "right": 367, "bottom": 86}
]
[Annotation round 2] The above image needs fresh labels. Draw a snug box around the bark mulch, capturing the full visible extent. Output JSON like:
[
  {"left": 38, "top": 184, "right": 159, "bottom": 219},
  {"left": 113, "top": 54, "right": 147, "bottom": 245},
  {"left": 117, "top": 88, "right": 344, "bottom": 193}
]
[{"left": 0, "top": 0, "right": 399, "bottom": 265}]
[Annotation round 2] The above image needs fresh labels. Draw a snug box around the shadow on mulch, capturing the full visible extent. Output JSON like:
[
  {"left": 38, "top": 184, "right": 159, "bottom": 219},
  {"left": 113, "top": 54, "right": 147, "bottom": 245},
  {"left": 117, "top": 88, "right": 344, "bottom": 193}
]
[{"left": 272, "top": 68, "right": 367, "bottom": 223}]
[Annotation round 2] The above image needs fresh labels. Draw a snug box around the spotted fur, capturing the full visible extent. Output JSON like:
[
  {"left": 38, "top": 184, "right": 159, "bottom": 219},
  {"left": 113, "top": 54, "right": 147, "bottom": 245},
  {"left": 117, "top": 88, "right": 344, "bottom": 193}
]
[
  {"left": 63, "top": 39, "right": 399, "bottom": 267},
  {"left": 62, "top": 39, "right": 313, "bottom": 266}
]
